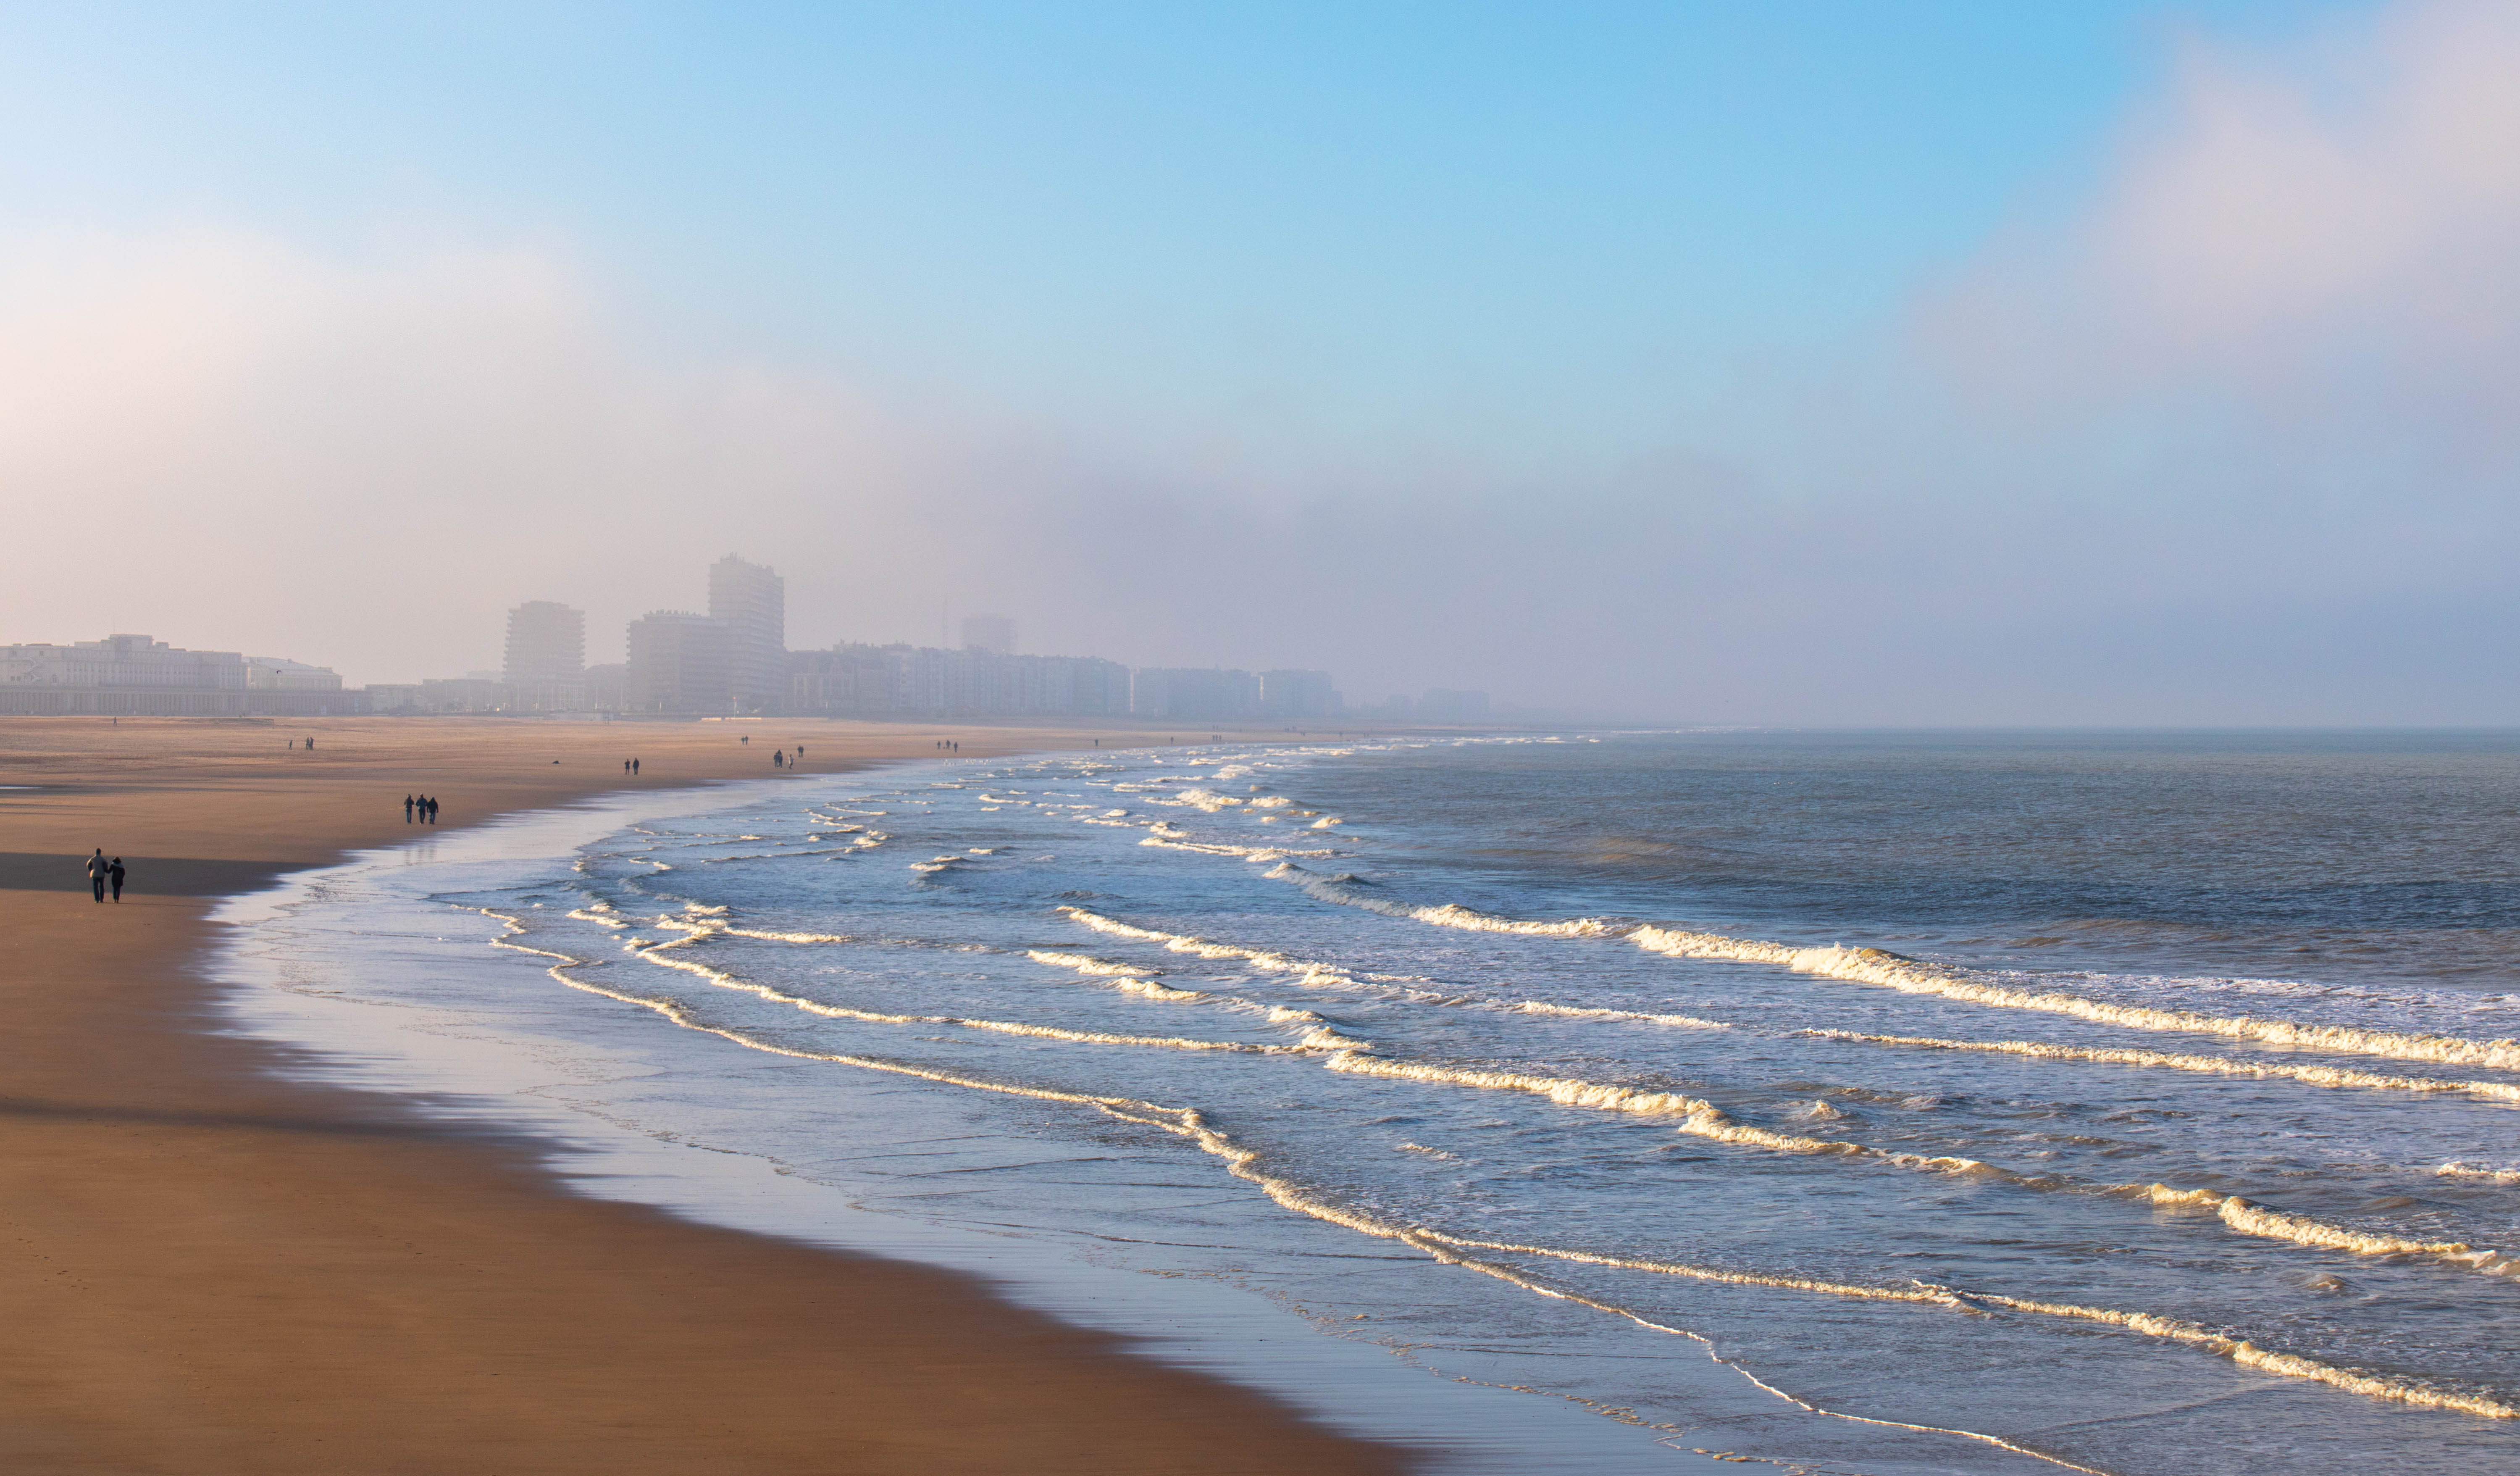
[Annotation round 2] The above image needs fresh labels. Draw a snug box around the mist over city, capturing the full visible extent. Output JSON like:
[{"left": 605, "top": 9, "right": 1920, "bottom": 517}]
[{"left": 8, "top": 2, "right": 2518, "bottom": 724}]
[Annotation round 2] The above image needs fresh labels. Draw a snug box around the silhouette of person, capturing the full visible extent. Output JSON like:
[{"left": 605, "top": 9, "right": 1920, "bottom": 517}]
[
  {"left": 86, "top": 848, "right": 108, "bottom": 902},
  {"left": 773, "top": 750, "right": 784, "bottom": 768},
  {"left": 306, "top": 736, "right": 315, "bottom": 750},
  {"left": 623, "top": 760, "right": 631, "bottom": 774},
  {"left": 405, "top": 795, "right": 415, "bottom": 823},
  {"left": 428, "top": 796, "right": 440, "bottom": 823},
  {"left": 741, "top": 734, "right": 749, "bottom": 745},
  {"left": 632, "top": 758, "right": 640, "bottom": 775},
  {"left": 110, "top": 858, "right": 125, "bottom": 902}
]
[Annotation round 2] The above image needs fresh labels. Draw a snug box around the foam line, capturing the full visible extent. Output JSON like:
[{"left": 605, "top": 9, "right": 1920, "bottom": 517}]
[
  {"left": 1629, "top": 928, "right": 2520, "bottom": 1072},
  {"left": 1140, "top": 836, "right": 1342, "bottom": 861},
  {"left": 1320, "top": 1051, "right": 2514, "bottom": 1275},
  {"left": 1797, "top": 1028, "right": 2520, "bottom": 1103},
  {"left": 2440, "top": 1163, "right": 2520, "bottom": 1184},
  {"left": 626, "top": 916, "right": 1359, "bottom": 1054},
  {"left": 1264, "top": 860, "right": 2520, "bottom": 1073},
  {"left": 1266, "top": 863, "right": 1616, "bottom": 935}
]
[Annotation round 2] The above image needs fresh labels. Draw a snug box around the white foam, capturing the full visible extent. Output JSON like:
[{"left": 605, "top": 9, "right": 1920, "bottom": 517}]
[
  {"left": 1321, "top": 1049, "right": 2515, "bottom": 1275},
  {"left": 2439, "top": 1163, "right": 2520, "bottom": 1184},
  {"left": 615, "top": 916, "right": 1348, "bottom": 1056},
  {"left": 1796, "top": 1028, "right": 2520, "bottom": 1103},
  {"left": 1633, "top": 927, "right": 2520, "bottom": 1073},
  {"left": 1267, "top": 863, "right": 1616, "bottom": 936}
]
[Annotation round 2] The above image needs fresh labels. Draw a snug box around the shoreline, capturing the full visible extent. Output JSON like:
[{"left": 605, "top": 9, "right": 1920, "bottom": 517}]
[{"left": 0, "top": 717, "right": 1419, "bottom": 1473}]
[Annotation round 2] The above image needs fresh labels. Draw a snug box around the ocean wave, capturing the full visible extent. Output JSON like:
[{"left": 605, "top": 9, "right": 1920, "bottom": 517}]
[
  {"left": 473, "top": 906, "right": 2520, "bottom": 1429},
  {"left": 623, "top": 917, "right": 1357, "bottom": 1054},
  {"left": 1263, "top": 862, "right": 2520, "bottom": 1073},
  {"left": 1796, "top": 1028, "right": 2520, "bottom": 1103},
  {"left": 1632, "top": 926, "right": 2520, "bottom": 1073},
  {"left": 1265, "top": 863, "right": 1617, "bottom": 936},
  {"left": 1321, "top": 1049, "right": 2513, "bottom": 1276}
]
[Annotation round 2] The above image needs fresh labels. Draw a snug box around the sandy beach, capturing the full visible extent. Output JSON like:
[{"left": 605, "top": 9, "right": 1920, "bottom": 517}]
[{"left": 0, "top": 716, "right": 1413, "bottom": 1474}]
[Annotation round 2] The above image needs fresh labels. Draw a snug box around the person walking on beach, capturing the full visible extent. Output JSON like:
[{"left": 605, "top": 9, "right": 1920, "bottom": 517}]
[
  {"left": 427, "top": 796, "right": 440, "bottom": 824},
  {"left": 86, "top": 849, "right": 108, "bottom": 902},
  {"left": 405, "top": 794, "right": 415, "bottom": 823},
  {"left": 632, "top": 758, "right": 640, "bottom": 775},
  {"left": 109, "top": 857, "right": 125, "bottom": 902}
]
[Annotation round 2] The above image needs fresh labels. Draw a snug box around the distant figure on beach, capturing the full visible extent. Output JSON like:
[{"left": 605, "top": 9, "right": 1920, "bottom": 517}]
[
  {"left": 306, "top": 736, "right": 315, "bottom": 750},
  {"left": 86, "top": 849, "right": 108, "bottom": 902},
  {"left": 741, "top": 734, "right": 749, "bottom": 745},
  {"left": 431, "top": 796, "right": 441, "bottom": 823},
  {"left": 404, "top": 795, "right": 415, "bottom": 822},
  {"left": 773, "top": 750, "right": 784, "bottom": 768},
  {"left": 795, "top": 744, "right": 804, "bottom": 757},
  {"left": 110, "top": 858, "right": 125, "bottom": 902},
  {"left": 632, "top": 758, "right": 640, "bottom": 775},
  {"left": 623, "top": 760, "right": 631, "bottom": 774}
]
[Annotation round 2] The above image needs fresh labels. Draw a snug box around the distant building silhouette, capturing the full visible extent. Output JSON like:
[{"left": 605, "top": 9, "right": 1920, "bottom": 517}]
[
  {"left": 788, "top": 643, "right": 1129, "bottom": 717},
  {"left": 503, "top": 600, "right": 588, "bottom": 711},
  {"left": 961, "top": 613, "right": 1015, "bottom": 656},
  {"left": 626, "top": 612, "right": 733, "bottom": 714},
  {"left": 1259, "top": 670, "right": 1338, "bottom": 719},
  {"left": 1130, "top": 668, "right": 1260, "bottom": 720},
  {"left": 708, "top": 555, "right": 785, "bottom": 713},
  {"left": 0, "top": 635, "right": 352, "bottom": 716},
  {"left": 1418, "top": 688, "right": 1490, "bottom": 722}
]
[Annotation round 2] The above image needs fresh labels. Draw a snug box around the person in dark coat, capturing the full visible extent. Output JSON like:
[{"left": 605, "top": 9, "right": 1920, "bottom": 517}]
[
  {"left": 405, "top": 795, "right": 415, "bottom": 822},
  {"left": 86, "top": 849, "right": 108, "bottom": 902},
  {"left": 109, "top": 858, "right": 126, "bottom": 902}
]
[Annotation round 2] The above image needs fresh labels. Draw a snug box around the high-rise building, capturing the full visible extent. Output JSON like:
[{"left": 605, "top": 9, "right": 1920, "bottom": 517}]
[
  {"left": 707, "top": 555, "right": 786, "bottom": 713},
  {"left": 503, "top": 601, "right": 586, "bottom": 684},
  {"left": 1129, "top": 668, "right": 1259, "bottom": 720},
  {"left": 961, "top": 613, "right": 1015, "bottom": 655},
  {"left": 625, "top": 611, "right": 733, "bottom": 713},
  {"left": 1259, "top": 669, "right": 1338, "bottom": 719}
]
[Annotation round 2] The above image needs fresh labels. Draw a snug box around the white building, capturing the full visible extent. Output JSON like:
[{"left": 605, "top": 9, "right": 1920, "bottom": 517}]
[{"left": 0, "top": 634, "right": 350, "bottom": 716}]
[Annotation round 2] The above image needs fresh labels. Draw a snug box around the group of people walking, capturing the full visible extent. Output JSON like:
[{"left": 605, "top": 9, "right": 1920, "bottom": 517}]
[
  {"left": 84, "top": 850, "right": 125, "bottom": 902},
  {"left": 404, "top": 795, "right": 439, "bottom": 824}
]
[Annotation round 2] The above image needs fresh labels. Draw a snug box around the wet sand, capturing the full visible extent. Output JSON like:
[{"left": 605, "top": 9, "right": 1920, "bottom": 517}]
[{"left": 0, "top": 716, "right": 1414, "bottom": 1474}]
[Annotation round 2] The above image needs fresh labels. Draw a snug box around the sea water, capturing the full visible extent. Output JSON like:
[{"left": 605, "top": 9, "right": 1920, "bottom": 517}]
[{"left": 218, "top": 731, "right": 2520, "bottom": 1474}]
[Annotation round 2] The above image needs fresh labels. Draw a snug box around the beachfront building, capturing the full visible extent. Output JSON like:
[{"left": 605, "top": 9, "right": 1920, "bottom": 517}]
[
  {"left": 1258, "top": 669, "right": 1340, "bottom": 720},
  {"left": 503, "top": 600, "right": 588, "bottom": 710},
  {"left": 1130, "top": 667, "right": 1262, "bottom": 720},
  {"left": 0, "top": 634, "right": 357, "bottom": 716},
  {"left": 786, "top": 643, "right": 1130, "bottom": 718},
  {"left": 708, "top": 555, "right": 786, "bottom": 713},
  {"left": 626, "top": 611, "right": 734, "bottom": 714}
]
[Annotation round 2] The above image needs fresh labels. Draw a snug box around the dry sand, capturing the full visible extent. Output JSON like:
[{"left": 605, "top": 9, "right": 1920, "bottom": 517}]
[{"left": 0, "top": 716, "right": 1414, "bottom": 1474}]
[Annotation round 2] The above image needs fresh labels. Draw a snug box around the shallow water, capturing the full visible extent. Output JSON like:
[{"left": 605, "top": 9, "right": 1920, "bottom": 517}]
[{"left": 223, "top": 731, "right": 2520, "bottom": 1474}]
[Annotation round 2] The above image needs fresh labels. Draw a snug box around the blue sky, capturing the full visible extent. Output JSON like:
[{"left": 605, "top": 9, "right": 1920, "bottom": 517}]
[
  {"left": 0, "top": 2, "right": 2363, "bottom": 464},
  {"left": 11, "top": 0, "right": 2516, "bottom": 722}
]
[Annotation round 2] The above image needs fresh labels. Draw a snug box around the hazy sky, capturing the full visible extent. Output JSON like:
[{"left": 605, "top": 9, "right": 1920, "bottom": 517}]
[{"left": 7, "top": 0, "right": 2514, "bottom": 722}]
